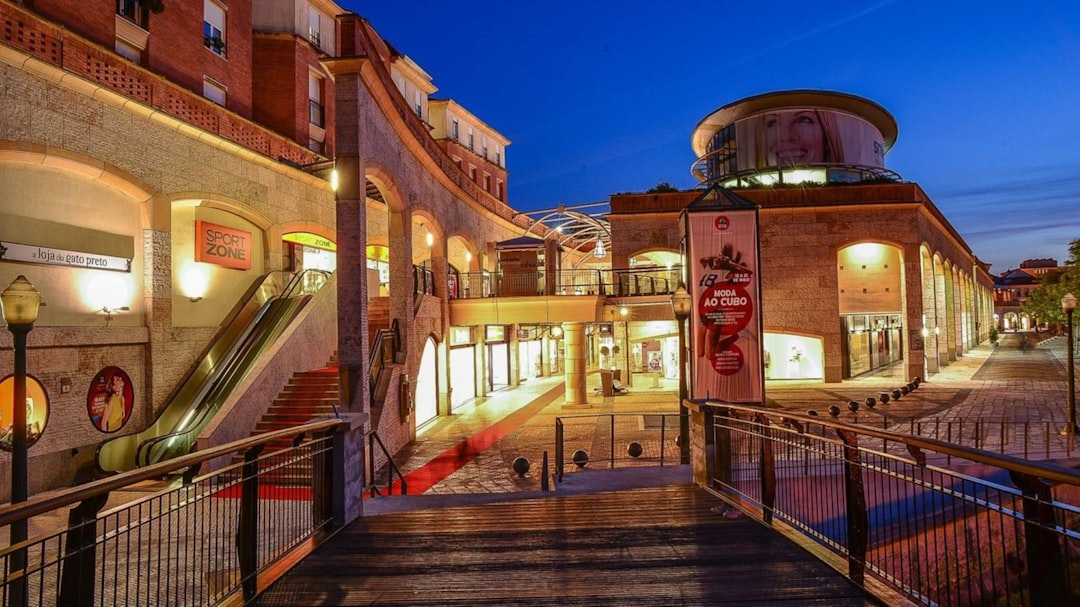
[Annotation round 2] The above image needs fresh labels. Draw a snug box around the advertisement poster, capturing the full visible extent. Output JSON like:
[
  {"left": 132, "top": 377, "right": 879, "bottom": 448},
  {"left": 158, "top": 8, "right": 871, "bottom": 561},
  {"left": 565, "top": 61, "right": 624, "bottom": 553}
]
[
  {"left": 687, "top": 210, "right": 764, "bottom": 403},
  {"left": 0, "top": 374, "right": 49, "bottom": 450},
  {"left": 87, "top": 366, "right": 134, "bottom": 433},
  {"left": 734, "top": 108, "right": 885, "bottom": 171}
]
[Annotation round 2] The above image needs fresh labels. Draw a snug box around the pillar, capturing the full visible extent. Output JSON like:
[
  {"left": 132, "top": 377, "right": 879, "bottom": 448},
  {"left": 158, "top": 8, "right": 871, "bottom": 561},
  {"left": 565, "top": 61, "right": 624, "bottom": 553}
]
[{"left": 563, "top": 321, "right": 587, "bottom": 405}]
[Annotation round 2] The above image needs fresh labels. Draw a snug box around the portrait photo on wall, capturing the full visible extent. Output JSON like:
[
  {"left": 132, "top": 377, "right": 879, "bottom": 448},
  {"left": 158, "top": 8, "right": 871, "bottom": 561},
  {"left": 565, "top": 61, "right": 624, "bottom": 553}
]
[
  {"left": 87, "top": 366, "right": 134, "bottom": 433},
  {"left": 0, "top": 373, "right": 50, "bottom": 451}
]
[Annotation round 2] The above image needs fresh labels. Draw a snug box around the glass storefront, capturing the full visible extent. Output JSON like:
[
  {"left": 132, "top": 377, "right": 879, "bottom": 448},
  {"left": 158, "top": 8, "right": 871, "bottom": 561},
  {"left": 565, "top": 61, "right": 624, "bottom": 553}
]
[{"left": 841, "top": 314, "right": 903, "bottom": 377}]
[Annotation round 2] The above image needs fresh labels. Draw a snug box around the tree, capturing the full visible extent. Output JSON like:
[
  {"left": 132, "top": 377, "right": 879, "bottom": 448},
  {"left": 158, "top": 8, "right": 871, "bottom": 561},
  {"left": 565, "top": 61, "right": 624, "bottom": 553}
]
[
  {"left": 1022, "top": 238, "right": 1080, "bottom": 327},
  {"left": 646, "top": 182, "right": 678, "bottom": 193}
]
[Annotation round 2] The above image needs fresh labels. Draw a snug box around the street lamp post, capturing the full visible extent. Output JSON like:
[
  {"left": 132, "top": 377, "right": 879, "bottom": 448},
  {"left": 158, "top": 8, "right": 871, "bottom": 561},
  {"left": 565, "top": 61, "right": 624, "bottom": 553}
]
[
  {"left": 1062, "top": 293, "right": 1077, "bottom": 437},
  {"left": 671, "top": 286, "right": 692, "bottom": 465},
  {"left": 1, "top": 275, "right": 43, "bottom": 607}
]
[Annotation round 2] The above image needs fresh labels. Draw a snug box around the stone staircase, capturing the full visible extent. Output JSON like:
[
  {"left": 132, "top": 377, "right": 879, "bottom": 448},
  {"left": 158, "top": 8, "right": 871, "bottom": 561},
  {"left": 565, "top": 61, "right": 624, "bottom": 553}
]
[{"left": 233, "top": 364, "right": 340, "bottom": 485}]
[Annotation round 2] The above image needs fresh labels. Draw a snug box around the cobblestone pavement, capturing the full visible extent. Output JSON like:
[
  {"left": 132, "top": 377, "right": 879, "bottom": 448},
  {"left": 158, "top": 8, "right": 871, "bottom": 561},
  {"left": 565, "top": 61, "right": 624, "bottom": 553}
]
[{"left": 389, "top": 331, "right": 1079, "bottom": 497}]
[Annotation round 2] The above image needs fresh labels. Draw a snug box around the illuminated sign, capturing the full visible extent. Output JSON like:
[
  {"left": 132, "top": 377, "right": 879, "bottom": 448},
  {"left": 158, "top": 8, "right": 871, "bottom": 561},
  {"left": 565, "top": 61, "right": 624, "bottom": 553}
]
[
  {"left": 283, "top": 232, "right": 336, "bottom": 252},
  {"left": 0, "top": 241, "right": 131, "bottom": 272},
  {"left": 195, "top": 220, "right": 252, "bottom": 270},
  {"left": 0, "top": 374, "right": 50, "bottom": 451},
  {"left": 687, "top": 206, "right": 764, "bottom": 403},
  {"left": 733, "top": 108, "right": 885, "bottom": 172}
]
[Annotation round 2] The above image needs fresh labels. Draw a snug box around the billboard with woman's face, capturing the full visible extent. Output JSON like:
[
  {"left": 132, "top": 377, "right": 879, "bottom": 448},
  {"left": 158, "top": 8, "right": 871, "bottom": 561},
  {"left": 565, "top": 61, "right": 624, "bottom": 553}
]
[{"left": 734, "top": 108, "right": 886, "bottom": 171}]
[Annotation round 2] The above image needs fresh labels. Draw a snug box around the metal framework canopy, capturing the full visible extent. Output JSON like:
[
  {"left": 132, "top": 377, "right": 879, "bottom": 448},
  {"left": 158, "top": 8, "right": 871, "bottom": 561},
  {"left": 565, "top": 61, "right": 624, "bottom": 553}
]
[{"left": 514, "top": 202, "right": 611, "bottom": 265}]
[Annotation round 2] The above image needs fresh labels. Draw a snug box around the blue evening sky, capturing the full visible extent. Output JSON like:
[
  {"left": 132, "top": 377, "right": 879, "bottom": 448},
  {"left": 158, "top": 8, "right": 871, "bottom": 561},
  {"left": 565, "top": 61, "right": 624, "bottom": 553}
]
[{"left": 347, "top": 0, "right": 1080, "bottom": 273}]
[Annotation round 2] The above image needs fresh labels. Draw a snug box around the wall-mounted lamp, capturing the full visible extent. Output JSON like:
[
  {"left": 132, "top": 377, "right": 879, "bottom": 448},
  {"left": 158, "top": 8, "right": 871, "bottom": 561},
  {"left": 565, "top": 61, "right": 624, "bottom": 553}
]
[
  {"left": 619, "top": 307, "right": 628, "bottom": 317},
  {"left": 934, "top": 326, "right": 940, "bottom": 335},
  {"left": 921, "top": 327, "right": 929, "bottom": 338},
  {"left": 550, "top": 325, "right": 563, "bottom": 338},
  {"left": 101, "top": 306, "right": 130, "bottom": 321},
  {"left": 189, "top": 296, "right": 203, "bottom": 303},
  {"left": 465, "top": 251, "right": 472, "bottom": 263}
]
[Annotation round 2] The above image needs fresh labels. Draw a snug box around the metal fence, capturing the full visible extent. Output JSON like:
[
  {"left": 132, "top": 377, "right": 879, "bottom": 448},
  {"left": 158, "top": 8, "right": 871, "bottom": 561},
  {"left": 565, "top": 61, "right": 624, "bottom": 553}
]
[
  {"left": 0, "top": 419, "right": 343, "bottom": 606},
  {"left": 554, "top": 412, "right": 681, "bottom": 480},
  {"left": 705, "top": 403, "right": 1080, "bottom": 607},
  {"left": 452, "top": 266, "right": 683, "bottom": 299}
]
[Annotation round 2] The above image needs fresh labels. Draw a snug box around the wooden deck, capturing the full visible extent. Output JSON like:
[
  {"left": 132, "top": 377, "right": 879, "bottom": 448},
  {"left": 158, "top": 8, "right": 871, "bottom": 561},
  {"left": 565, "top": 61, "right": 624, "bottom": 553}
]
[{"left": 261, "top": 484, "right": 883, "bottom": 606}]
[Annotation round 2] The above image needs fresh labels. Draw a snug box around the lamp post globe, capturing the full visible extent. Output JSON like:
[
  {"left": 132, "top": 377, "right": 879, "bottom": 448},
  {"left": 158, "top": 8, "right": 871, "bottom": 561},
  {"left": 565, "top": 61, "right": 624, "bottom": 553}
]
[{"left": 1063, "top": 293, "right": 1077, "bottom": 437}]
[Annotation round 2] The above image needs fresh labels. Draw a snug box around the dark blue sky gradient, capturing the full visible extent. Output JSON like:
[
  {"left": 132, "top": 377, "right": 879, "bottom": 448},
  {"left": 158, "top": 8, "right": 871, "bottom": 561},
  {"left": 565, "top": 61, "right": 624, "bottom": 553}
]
[{"left": 347, "top": 0, "right": 1080, "bottom": 273}]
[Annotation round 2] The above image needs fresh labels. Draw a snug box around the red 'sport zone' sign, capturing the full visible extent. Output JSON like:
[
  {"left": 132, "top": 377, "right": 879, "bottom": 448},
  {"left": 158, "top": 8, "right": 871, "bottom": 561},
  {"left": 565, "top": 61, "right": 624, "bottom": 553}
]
[{"left": 195, "top": 220, "right": 251, "bottom": 270}]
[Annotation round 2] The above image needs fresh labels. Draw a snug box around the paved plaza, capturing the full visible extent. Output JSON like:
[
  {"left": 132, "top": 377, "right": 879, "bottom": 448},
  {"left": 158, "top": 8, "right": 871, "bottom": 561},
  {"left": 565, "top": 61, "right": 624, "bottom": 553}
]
[{"left": 375, "top": 331, "right": 1079, "bottom": 500}]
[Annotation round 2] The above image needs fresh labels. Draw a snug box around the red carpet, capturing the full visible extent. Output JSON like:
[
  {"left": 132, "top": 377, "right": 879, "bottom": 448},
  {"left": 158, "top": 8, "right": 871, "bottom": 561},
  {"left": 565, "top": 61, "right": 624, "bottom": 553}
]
[{"left": 384, "top": 382, "right": 565, "bottom": 495}]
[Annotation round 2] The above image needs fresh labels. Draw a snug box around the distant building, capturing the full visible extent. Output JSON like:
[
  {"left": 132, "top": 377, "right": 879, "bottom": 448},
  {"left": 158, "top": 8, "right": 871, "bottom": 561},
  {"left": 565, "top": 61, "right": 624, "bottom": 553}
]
[{"left": 992, "top": 258, "right": 1063, "bottom": 330}]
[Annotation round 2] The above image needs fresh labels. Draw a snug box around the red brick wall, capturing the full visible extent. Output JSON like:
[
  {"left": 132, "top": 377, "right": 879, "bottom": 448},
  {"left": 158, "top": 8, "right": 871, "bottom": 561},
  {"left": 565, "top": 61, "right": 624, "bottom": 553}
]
[
  {"left": 28, "top": 0, "right": 115, "bottom": 49},
  {"left": 146, "top": 0, "right": 253, "bottom": 118},
  {"left": 252, "top": 34, "right": 336, "bottom": 156}
]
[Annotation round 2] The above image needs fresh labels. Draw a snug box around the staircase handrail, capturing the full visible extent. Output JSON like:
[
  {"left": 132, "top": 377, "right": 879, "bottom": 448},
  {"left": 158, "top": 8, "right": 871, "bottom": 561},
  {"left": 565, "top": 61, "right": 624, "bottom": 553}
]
[{"left": 368, "top": 431, "right": 406, "bottom": 496}]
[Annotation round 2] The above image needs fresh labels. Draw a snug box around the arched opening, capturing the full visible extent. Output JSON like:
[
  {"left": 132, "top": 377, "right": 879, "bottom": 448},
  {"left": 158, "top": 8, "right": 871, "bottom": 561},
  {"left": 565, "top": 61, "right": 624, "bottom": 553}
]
[
  {"left": 837, "top": 242, "right": 905, "bottom": 377},
  {"left": 415, "top": 336, "right": 439, "bottom": 427}
]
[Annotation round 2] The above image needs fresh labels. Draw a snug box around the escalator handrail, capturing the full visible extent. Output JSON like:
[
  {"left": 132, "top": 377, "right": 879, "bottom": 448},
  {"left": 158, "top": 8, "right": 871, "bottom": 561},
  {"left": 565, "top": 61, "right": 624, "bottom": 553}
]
[
  {"left": 133, "top": 285, "right": 320, "bottom": 467},
  {"left": 101, "top": 269, "right": 332, "bottom": 471}
]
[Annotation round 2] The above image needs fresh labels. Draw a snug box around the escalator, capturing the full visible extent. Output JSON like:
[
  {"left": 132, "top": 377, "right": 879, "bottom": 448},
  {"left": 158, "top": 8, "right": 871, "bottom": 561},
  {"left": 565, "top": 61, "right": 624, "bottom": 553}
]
[{"left": 95, "top": 269, "right": 332, "bottom": 474}]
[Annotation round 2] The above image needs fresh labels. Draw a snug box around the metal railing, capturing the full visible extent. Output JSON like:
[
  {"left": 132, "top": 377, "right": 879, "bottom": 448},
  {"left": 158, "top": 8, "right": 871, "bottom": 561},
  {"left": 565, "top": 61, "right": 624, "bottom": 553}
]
[
  {"left": 368, "top": 432, "right": 407, "bottom": 497},
  {"left": 368, "top": 319, "right": 400, "bottom": 402},
  {"left": 452, "top": 266, "right": 683, "bottom": 299},
  {"left": 413, "top": 265, "right": 435, "bottom": 296},
  {"left": 554, "top": 413, "right": 680, "bottom": 481},
  {"left": 850, "top": 416, "right": 1079, "bottom": 462},
  {"left": 704, "top": 402, "right": 1080, "bottom": 607},
  {"left": 0, "top": 419, "right": 344, "bottom": 606}
]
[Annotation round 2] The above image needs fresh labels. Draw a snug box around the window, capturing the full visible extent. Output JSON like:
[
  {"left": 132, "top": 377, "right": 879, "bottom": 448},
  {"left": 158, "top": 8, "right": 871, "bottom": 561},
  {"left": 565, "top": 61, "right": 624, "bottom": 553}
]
[
  {"left": 308, "top": 6, "right": 321, "bottom": 47},
  {"left": 495, "top": 149, "right": 502, "bottom": 166},
  {"left": 203, "top": 0, "right": 226, "bottom": 56},
  {"left": 496, "top": 180, "right": 504, "bottom": 200},
  {"left": 483, "top": 174, "right": 490, "bottom": 191},
  {"left": 469, "top": 166, "right": 476, "bottom": 182},
  {"left": 308, "top": 72, "right": 324, "bottom": 127},
  {"left": 451, "top": 118, "right": 459, "bottom": 141},
  {"left": 414, "top": 91, "right": 422, "bottom": 117},
  {"left": 203, "top": 78, "right": 226, "bottom": 105},
  {"left": 468, "top": 129, "right": 474, "bottom": 151},
  {"left": 482, "top": 136, "right": 488, "bottom": 159},
  {"left": 117, "top": 0, "right": 150, "bottom": 29}
]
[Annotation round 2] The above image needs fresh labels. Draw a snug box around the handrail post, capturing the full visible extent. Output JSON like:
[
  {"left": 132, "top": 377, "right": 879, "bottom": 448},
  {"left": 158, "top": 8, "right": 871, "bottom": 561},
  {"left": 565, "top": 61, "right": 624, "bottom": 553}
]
[
  {"left": 58, "top": 491, "right": 109, "bottom": 607},
  {"left": 836, "top": 429, "right": 867, "bottom": 585},
  {"left": 555, "top": 419, "right": 564, "bottom": 482},
  {"left": 237, "top": 443, "right": 264, "bottom": 602},
  {"left": 1009, "top": 471, "right": 1068, "bottom": 606},
  {"left": 610, "top": 415, "right": 616, "bottom": 469},
  {"left": 757, "top": 414, "right": 776, "bottom": 525}
]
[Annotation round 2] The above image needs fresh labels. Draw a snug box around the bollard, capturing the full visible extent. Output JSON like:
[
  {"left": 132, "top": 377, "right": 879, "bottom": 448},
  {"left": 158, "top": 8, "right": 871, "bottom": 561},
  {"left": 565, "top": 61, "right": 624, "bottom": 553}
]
[{"left": 512, "top": 456, "right": 530, "bottom": 477}]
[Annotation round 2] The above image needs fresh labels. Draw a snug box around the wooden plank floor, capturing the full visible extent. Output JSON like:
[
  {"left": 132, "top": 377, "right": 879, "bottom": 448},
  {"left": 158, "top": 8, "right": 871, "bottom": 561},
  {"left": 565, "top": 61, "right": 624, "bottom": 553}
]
[{"left": 261, "top": 484, "right": 883, "bottom": 606}]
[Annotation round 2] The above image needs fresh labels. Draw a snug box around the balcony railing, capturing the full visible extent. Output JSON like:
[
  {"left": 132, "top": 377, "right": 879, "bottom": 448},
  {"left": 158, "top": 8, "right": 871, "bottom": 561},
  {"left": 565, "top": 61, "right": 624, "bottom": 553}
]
[
  {"left": 704, "top": 402, "right": 1080, "bottom": 607},
  {"left": 414, "top": 265, "right": 435, "bottom": 296},
  {"left": 0, "top": 420, "right": 345, "bottom": 606},
  {"left": 449, "top": 266, "right": 682, "bottom": 299}
]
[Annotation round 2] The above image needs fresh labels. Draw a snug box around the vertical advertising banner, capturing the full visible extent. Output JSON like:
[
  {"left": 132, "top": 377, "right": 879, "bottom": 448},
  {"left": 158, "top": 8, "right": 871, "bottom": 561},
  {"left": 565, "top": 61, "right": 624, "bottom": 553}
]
[{"left": 688, "top": 210, "right": 764, "bottom": 403}]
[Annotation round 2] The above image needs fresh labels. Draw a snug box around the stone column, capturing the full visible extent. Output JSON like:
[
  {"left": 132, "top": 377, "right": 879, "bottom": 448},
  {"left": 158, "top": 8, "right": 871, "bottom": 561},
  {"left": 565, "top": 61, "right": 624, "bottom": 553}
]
[{"left": 563, "top": 321, "right": 587, "bottom": 405}]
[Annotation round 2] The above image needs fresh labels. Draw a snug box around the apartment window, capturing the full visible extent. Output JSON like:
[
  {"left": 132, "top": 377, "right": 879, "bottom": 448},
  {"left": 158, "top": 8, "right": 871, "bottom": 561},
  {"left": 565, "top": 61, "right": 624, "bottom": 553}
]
[
  {"left": 308, "top": 139, "right": 325, "bottom": 154},
  {"left": 414, "top": 91, "right": 422, "bottom": 117},
  {"left": 308, "top": 6, "right": 321, "bottom": 47},
  {"left": 483, "top": 174, "right": 490, "bottom": 191},
  {"left": 203, "top": 0, "right": 226, "bottom": 56},
  {"left": 496, "top": 180, "right": 504, "bottom": 200},
  {"left": 468, "top": 129, "right": 474, "bottom": 152},
  {"left": 451, "top": 118, "right": 459, "bottom": 141},
  {"left": 308, "top": 72, "right": 324, "bottom": 127},
  {"left": 203, "top": 77, "right": 226, "bottom": 105},
  {"left": 482, "top": 136, "right": 488, "bottom": 160},
  {"left": 495, "top": 149, "right": 502, "bottom": 166},
  {"left": 469, "top": 166, "right": 477, "bottom": 182},
  {"left": 117, "top": 0, "right": 150, "bottom": 29}
]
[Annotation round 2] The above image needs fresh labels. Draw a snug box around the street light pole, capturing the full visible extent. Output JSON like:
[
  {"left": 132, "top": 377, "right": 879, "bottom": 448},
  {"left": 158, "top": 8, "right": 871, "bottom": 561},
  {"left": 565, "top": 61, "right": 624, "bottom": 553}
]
[
  {"left": 1, "top": 275, "right": 43, "bottom": 607},
  {"left": 671, "top": 286, "right": 692, "bottom": 465},
  {"left": 1062, "top": 293, "right": 1077, "bottom": 437}
]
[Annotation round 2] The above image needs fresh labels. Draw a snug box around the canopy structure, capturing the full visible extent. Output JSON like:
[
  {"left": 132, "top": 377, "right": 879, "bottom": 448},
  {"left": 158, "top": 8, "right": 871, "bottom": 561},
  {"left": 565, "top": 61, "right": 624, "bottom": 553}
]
[{"left": 513, "top": 202, "right": 611, "bottom": 267}]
